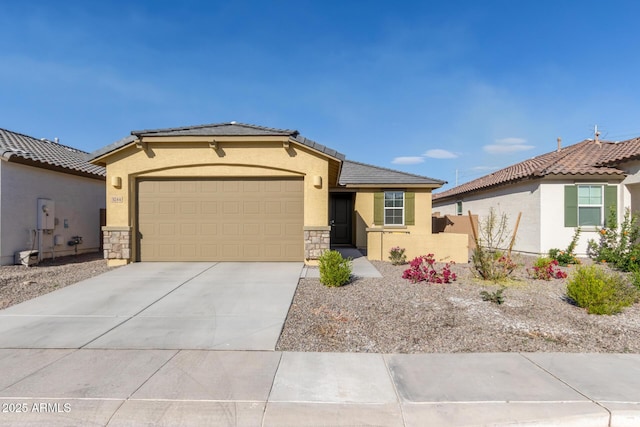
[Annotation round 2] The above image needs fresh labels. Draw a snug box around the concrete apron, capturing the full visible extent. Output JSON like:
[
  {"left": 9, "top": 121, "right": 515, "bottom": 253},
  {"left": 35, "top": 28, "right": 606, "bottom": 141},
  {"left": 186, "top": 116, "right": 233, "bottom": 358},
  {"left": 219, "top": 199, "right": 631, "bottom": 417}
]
[
  {"left": 0, "top": 262, "right": 303, "bottom": 350},
  {"left": 0, "top": 351, "right": 638, "bottom": 426}
]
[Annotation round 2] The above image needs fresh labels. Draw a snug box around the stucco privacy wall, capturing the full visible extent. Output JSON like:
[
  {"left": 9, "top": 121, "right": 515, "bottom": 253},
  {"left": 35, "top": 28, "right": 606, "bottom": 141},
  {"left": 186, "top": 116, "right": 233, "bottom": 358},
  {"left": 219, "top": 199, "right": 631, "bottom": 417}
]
[
  {"left": 0, "top": 161, "right": 105, "bottom": 265},
  {"left": 355, "top": 189, "right": 467, "bottom": 263},
  {"left": 102, "top": 138, "right": 330, "bottom": 264},
  {"left": 434, "top": 181, "right": 541, "bottom": 255}
]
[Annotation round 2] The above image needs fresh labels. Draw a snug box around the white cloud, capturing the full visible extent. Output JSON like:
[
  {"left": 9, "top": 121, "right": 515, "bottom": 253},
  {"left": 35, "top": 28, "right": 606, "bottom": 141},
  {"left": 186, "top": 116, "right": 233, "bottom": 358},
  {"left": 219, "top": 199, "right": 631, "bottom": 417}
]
[
  {"left": 423, "top": 149, "right": 458, "bottom": 159},
  {"left": 483, "top": 144, "right": 535, "bottom": 154},
  {"left": 483, "top": 137, "right": 534, "bottom": 154},
  {"left": 391, "top": 156, "right": 425, "bottom": 165},
  {"left": 494, "top": 137, "right": 527, "bottom": 145}
]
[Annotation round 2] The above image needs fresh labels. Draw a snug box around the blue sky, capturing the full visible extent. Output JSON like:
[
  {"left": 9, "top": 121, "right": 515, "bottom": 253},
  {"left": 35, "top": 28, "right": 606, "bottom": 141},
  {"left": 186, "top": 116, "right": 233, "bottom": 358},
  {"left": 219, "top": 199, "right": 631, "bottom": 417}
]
[{"left": 2, "top": 0, "right": 640, "bottom": 191}]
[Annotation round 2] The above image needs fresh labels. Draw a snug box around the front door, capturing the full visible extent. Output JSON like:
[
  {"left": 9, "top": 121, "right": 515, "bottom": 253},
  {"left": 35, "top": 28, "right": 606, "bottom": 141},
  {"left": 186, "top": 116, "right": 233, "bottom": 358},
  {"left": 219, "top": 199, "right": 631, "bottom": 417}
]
[{"left": 330, "top": 193, "right": 353, "bottom": 245}]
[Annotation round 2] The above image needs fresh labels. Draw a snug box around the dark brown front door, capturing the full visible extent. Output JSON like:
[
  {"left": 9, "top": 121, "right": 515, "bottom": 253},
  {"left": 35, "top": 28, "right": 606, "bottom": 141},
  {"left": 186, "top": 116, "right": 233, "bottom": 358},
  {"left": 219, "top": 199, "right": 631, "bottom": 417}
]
[{"left": 330, "top": 193, "right": 353, "bottom": 245}]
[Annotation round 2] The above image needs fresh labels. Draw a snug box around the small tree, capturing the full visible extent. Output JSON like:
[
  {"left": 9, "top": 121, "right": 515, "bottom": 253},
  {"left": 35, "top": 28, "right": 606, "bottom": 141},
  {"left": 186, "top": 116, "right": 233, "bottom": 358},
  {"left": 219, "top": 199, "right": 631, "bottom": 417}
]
[{"left": 471, "top": 208, "right": 518, "bottom": 281}]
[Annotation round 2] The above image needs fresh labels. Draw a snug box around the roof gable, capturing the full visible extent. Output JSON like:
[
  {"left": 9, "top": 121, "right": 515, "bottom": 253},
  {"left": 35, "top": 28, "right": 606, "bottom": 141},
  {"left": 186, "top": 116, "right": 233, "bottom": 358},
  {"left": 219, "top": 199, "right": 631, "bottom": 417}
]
[
  {"left": 0, "top": 128, "right": 105, "bottom": 178},
  {"left": 89, "top": 122, "right": 346, "bottom": 161},
  {"left": 433, "top": 138, "right": 636, "bottom": 201}
]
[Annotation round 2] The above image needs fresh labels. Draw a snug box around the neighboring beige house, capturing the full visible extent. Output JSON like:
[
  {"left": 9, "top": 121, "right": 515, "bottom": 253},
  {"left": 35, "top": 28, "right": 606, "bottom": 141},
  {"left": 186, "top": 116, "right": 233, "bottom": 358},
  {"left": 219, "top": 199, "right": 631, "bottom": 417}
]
[
  {"left": 0, "top": 128, "right": 106, "bottom": 265},
  {"left": 89, "top": 122, "right": 467, "bottom": 266},
  {"left": 433, "top": 136, "right": 640, "bottom": 256}
]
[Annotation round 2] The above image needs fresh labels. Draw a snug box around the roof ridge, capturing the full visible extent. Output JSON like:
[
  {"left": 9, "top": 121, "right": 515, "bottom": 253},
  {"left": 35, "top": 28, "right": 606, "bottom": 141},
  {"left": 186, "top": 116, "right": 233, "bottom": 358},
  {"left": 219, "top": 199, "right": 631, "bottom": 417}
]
[
  {"left": 131, "top": 121, "right": 297, "bottom": 136},
  {"left": 433, "top": 138, "right": 626, "bottom": 200},
  {"left": 344, "top": 159, "right": 445, "bottom": 183},
  {"left": 0, "top": 128, "right": 89, "bottom": 154}
]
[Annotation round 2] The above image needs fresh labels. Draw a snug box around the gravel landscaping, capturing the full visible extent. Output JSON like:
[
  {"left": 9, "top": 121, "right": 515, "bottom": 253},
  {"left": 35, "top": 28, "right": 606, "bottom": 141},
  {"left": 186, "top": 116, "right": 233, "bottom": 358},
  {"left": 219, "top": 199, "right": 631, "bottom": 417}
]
[
  {"left": 276, "top": 256, "right": 640, "bottom": 353},
  {"left": 2, "top": 253, "right": 639, "bottom": 353},
  {"left": 0, "top": 253, "right": 114, "bottom": 310}
]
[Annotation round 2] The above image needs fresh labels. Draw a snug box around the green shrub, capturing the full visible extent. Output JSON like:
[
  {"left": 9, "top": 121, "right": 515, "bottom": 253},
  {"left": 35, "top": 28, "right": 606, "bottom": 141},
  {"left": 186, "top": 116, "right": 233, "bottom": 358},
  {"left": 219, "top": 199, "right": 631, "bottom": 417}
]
[
  {"left": 480, "top": 287, "right": 506, "bottom": 305},
  {"left": 587, "top": 207, "right": 640, "bottom": 272},
  {"left": 389, "top": 246, "right": 407, "bottom": 265},
  {"left": 631, "top": 268, "right": 640, "bottom": 291},
  {"left": 318, "top": 250, "right": 352, "bottom": 287},
  {"left": 566, "top": 265, "right": 638, "bottom": 315},
  {"left": 549, "top": 227, "right": 581, "bottom": 266}
]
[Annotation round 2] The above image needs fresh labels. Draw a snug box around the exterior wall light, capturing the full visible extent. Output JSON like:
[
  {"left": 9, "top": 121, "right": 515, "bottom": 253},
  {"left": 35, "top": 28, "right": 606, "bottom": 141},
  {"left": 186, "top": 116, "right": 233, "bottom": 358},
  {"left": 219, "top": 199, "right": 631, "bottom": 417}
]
[{"left": 111, "top": 176, "right": 122, "bottom": 188}]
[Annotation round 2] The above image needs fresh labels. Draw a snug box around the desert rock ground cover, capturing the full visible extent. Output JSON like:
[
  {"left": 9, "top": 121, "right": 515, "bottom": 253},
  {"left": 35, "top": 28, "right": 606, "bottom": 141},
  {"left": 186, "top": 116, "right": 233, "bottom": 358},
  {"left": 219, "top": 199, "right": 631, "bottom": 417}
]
[
  {"left": 1, "top": 253, "right": 638, "bottom": 353},
  {"left": 276, "top": 257, "right": 640, "bottom": 353},
  {"left": 0, "top": 253, "right": 113, "bottom": 310}
]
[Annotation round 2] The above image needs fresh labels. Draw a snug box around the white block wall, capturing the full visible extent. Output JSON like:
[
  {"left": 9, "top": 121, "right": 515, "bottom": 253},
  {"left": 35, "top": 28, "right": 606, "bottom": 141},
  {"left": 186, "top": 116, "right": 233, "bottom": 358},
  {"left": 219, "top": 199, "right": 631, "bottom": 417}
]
[
  {"left": 433, "top": 181, "right": 541, "bottom": 254},
  {"left": 0, "top": 161, "right": 106, "bottom": 265}
]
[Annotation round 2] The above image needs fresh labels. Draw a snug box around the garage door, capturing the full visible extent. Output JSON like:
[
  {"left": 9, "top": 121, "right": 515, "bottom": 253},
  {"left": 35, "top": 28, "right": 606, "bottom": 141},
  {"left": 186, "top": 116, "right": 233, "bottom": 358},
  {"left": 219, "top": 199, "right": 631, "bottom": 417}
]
[{"left": 137, "top": 178, "right": 304, "bottom": 261}]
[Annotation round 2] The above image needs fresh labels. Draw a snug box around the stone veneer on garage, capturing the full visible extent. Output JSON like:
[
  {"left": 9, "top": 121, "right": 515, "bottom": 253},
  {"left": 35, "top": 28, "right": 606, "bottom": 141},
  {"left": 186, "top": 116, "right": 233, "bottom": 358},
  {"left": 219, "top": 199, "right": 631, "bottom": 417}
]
[
  {"left": 102, "top": 226, "right": 131, "bottom": 260},
  {"left": 304, "top": 226, "right": 331, "bottom": 260}
]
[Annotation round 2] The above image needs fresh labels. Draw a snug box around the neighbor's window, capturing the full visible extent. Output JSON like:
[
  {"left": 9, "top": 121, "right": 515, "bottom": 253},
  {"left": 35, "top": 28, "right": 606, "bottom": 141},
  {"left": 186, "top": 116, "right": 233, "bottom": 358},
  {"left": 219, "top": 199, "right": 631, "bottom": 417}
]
[
  {"left": 384, "top": 191, "right": 404, "bottom": 225},
  {"left": 578, "top": 185, "right": 603, "bottom": 226},
  {"left": 456, "top": 201, "right": 463, "bottom": 216}
]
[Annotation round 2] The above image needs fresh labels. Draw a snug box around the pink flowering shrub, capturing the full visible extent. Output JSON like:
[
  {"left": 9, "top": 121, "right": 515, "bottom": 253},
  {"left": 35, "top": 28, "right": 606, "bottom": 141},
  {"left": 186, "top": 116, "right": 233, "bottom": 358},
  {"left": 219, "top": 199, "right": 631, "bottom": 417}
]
[
  {"left": 402, "top": 254, "right": 457, "bottom": 284},
  {"left": 527, "top": 257, "right": 568, "bottom": 280}
]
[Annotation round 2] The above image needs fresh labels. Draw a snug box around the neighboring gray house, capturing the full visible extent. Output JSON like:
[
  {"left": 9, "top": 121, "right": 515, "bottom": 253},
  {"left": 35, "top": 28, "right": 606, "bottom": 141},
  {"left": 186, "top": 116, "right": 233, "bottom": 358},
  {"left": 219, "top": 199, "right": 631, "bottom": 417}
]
[
  {"left": 0, "top": 128, "right": 106, "bottom": 265},
  {"left": 433, "top": 136, "right": 640, "bottom": 256}
]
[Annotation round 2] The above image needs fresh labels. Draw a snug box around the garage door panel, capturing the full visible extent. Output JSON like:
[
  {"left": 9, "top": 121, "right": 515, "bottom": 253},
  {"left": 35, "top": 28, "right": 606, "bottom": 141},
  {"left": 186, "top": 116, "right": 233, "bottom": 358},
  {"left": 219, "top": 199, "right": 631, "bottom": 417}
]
[
  {"left": 138, "top": 178, "right": 303, "bottom": 261},
  {"left": 201, "top": 223, "right": 218, "bottom": 235},
  {"left": 265, "top": 201, "right": 281, "bottom": 214}
]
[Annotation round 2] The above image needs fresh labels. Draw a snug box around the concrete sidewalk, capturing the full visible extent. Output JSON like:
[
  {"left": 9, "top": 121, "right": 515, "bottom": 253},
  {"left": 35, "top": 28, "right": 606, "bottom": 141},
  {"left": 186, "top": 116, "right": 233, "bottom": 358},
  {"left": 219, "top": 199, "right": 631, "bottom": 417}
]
[{"left": 0, "top": 350, "right": 638, "bottom": 426}]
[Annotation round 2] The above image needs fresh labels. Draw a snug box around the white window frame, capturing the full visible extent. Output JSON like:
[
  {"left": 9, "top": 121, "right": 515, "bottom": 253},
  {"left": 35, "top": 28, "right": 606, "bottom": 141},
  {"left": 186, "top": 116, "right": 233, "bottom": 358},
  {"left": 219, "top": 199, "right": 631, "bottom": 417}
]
[
  {"left": 577, "top": 184, "right": 604, "bottom": 227},
  {"left": 384, "top": 191, "right": 405, "bottom": 226},
  {"left": 456, "top": 201, "right": 463, "bottom": 216}
]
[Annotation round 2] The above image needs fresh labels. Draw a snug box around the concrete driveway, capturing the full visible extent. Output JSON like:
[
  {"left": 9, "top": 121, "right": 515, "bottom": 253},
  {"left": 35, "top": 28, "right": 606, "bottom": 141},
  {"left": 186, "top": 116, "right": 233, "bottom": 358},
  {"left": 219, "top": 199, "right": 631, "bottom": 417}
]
[{"left": 0, "top": 262, "right": 302, "bottom": 350}]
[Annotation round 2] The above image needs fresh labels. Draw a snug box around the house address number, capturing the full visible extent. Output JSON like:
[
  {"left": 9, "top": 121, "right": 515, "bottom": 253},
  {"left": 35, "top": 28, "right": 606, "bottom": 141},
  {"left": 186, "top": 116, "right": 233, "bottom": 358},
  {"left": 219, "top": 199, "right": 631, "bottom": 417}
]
[{"left": 111, "top": 196, "right": 124, "bottom": 203}]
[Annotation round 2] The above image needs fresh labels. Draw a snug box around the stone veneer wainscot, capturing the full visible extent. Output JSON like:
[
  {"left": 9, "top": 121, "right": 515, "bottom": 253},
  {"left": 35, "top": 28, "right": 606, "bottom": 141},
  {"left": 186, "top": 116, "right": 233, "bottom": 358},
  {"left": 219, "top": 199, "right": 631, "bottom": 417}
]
[
  {"left": 102, "top": 226, "right": 131, "bottom": 260},
  {"left": 304, "top": 226, "right": 331, "bottom": 260}
]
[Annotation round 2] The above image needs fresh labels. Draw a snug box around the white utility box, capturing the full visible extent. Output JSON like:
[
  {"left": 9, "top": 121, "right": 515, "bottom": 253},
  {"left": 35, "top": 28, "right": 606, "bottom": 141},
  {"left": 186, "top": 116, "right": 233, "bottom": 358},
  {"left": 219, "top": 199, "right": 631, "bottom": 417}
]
[
  {"left": 37, "top": 199, "right": 55, "bottom": 230},
  {"left": 15, "top": 250, "right": 39, "bottom": 266}
]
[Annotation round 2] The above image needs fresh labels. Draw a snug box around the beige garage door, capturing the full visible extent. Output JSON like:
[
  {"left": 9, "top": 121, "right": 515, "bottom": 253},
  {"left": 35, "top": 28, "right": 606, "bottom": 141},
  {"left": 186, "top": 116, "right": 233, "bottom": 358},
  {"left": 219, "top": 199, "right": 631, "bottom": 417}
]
[{"left": 137, "top": 178, "right": 304, "bottom": 261}]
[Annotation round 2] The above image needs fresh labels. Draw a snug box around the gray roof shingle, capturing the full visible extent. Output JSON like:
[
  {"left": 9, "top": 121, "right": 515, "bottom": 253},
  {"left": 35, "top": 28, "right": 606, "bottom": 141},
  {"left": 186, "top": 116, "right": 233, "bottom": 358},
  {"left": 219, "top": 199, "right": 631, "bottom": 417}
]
[
  {"left": 89, "top": 122, "right": 346, "bottom": 161},
  {"left": 0, "top": 128, "right": 105, "bottom": 178},
  {"left": 88, "top": 122, "right": 445, "bottom": 187},
  {"left": 339, "top": 160, "right": 445, "bottom": 186}
]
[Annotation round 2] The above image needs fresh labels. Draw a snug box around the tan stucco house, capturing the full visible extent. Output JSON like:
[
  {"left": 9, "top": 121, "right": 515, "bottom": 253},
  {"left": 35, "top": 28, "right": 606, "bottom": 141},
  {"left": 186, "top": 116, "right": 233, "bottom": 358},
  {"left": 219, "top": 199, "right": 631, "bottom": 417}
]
[
  {"left": 0, "top": 128, "right": 106, "bottom": 265},
  {"left": 89, "top": 122, "right": 467, "bottom": 266}
]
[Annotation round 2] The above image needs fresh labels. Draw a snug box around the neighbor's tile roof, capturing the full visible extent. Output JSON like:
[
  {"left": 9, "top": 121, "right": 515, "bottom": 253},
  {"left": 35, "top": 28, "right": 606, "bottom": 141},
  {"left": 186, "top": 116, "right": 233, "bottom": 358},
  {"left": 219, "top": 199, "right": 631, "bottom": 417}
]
[
  {"left": 0, "top": 128, "right": 105, "bottom": 177},
  {"left": 89, "top": 122, "right": 346, "bottom": 161},
  {"left": 433, "top": 138, "right": 639, "bottom": 201},
  {"left": 339, "top": 160, "right": 445, "bottom": 186}
]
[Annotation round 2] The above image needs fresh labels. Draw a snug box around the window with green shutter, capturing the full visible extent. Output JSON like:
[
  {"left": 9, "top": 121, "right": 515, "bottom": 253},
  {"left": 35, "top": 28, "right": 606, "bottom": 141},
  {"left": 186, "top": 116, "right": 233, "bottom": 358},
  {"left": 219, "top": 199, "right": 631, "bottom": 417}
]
[
  {"left": 373, "top": 191, "right": 415, "bottom": 226},
  {"left": 565, "top": 184, "right": 617, "bottom": 227}
]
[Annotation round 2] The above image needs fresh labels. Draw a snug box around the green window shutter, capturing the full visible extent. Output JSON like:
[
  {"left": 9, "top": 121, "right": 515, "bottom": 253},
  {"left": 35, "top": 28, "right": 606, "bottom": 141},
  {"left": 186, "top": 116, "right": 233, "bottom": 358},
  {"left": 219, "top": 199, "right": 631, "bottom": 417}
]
[
  {"left": 405, "top": 192, "right": 415, "bottom": 225},
  {"left": 564, "top": 185, "right": 578, "bottom": 227},
  {"left": 604, "top": 185, "right": 617, "bottom": 227},
  {"left": 374, "top": 193, "right": 383, "bottom": 225}
]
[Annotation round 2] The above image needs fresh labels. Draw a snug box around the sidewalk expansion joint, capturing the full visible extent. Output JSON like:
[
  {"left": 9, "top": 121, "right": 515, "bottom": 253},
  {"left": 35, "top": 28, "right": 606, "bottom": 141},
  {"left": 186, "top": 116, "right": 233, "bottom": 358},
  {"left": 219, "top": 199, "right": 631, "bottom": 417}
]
[{"left": 518, "top": 353, "right": 613, "bottom": 423}]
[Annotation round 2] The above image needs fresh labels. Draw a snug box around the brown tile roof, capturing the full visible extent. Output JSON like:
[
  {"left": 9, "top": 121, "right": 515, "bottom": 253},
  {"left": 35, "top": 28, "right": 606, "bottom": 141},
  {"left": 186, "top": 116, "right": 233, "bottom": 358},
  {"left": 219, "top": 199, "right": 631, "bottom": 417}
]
[
  {"left": 433, "top": 138, "right": 636, "bottom": 201},
  {"left": 0, "top": 128, "right": 105, "bottom": 178}
]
